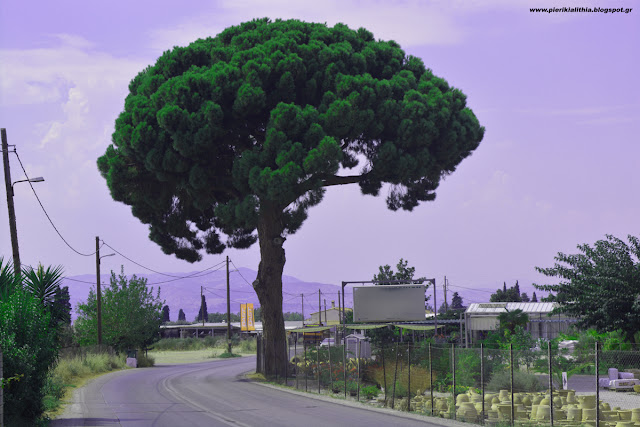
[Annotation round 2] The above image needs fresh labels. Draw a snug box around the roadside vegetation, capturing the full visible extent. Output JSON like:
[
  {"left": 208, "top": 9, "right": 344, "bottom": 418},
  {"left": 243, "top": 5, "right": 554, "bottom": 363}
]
[{"left": 148, "top": 336, "right": 257, "bottom": 364}]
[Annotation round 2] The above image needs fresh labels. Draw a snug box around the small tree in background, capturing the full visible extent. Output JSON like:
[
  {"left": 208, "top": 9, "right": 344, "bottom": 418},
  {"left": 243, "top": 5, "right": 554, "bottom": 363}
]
[
  {"left": 450, "top": 292, "right": 464, "bottom": 310},
  {"left": 498, "top": 308, "right": 529, "bottom": 334},
  {"left": 162, "top": 305, "right": 170, "bottom": 322},
  {"left": 178, "top": 308, "right": 186, "bottom": 321},
  {"left": 196, "top": 295, "right": 209, "bottom": 322},
  {"left": 75, "top": 267, "right": 164, "bottom": 352},
  {"left": 490, "top": 280, "right": 524, "bottom": 302},
  {"left": 531, "top": 292, "right": 538, "bottom": 302}
]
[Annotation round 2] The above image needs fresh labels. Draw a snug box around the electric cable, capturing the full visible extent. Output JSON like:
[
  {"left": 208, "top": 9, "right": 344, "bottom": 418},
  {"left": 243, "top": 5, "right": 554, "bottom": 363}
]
[{"left": 13, "top": 150, "right": 99, "bottom": 256}]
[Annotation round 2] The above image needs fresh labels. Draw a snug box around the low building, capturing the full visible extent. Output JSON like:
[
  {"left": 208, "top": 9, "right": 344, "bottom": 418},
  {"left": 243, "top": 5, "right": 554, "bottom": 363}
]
[
  {"left": 464, "top": 302, "right": 576, "bottom": 345},
  {"left": 307, "top": 301, "right": 352, "bottom": 325}
]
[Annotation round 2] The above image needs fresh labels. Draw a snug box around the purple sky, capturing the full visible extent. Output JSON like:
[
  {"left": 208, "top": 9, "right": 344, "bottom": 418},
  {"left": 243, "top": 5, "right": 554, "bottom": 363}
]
[{"left": 1, "top": 0, "right": 638, "bottom": 306}]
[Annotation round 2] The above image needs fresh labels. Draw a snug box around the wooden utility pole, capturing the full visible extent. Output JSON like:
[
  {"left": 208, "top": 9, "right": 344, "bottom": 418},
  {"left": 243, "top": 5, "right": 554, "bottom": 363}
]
[
  {"left": 301, "top": 294, "right": 304, "bottom": 326},
  {"left": 443, "top": 276, "right": 448, "bottom": 312},
  {"left": 201, "top": 286, "right": 204, "bottom": 326},
  {"left": 433, "top": 279, "right": 437, "bottom": 337},
  {"left": 318, "top": 290, "right": 321, "bottom": 325},
  {"left": 2, "top": 129, "right": 20, "bottom": 276},
  {"left": 324, "top": 299, "right": 327, "bottom": 326},
  {"left": 96, "top": 236, "right": 102, "bottom": 345},
  {"left": 226, "top": 256, "right": 231, "bottom": 353}
]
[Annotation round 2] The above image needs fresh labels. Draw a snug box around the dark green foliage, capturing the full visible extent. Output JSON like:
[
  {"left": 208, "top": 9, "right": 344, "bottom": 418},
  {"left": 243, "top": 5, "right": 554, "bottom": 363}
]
[
  {"left": 373, "top": 258, "right": 426, "bottom": 284},
  {"left": 98, "top": 18, "right": 484, "bottom": 262},
  {"left": 520, "top": 292, "right": 530, "bottom": 302},
  {"left": 498, "top": 309, "right": 529, "bottom": 333},
  {"left": 450, "top": 292, "right": 464, "bottom": 310},
  {"left": 490, "top": 280, "right": 524, "bottom": 302},
  {"left": 22, "top": 263, "right": 64, "bottom": 307},
  {"left": 75, "top": 267, "right": 164, "bottom": 352},
  {"left": 0, "top": 259, "right": 58, "bottom": 422},
  {"left": 487, "top": 369, "right": 545, "bottom": 392},
  {"left": 196, "top": 295, "right": 208, "bottom": 322},
  {"left": 178, "top": 308, "right": 186, "bottom": 321},
  {"left": 162, "top": 304, "right": 170, "bottom": 322},
  {"left": 52, "top": 285, "right": 72, "bottom": 326},
  {"left": 531, "top": 292, "right": 538, "bottom": 302},
  {"left": 208, "top": 311, "right": 240, "bottom": 322},
  {"left": 533, "top": 234, "right": 640, "bottom": 342}
]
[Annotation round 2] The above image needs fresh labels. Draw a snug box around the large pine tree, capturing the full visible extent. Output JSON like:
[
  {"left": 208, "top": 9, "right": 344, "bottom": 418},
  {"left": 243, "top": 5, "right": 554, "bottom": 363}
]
[{"left": 97, "top": 19, "right": 484, "bottom": 373}]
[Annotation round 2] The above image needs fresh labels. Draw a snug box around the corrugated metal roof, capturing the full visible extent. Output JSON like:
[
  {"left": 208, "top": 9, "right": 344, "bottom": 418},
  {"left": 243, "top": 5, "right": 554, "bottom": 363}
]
[{"left": 465, "top": 302, "right": 558, "bottom": 314}]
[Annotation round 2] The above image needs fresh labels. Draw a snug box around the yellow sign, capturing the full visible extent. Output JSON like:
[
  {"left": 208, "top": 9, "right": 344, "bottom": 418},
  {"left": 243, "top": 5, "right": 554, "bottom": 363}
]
[
  {"left": 240, "top": 303, "right": 255, "bottom": 331},
  {"left": 240, "top": 303, "right": 248, "bottom": 331},
  {"left": 246, "top": 303, "right": 255, "bottom": 331}
]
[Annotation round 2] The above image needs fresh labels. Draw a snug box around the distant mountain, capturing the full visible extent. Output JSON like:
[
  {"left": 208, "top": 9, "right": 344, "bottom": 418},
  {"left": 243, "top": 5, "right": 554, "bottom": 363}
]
[{"left": 63, "top": 268, "right": 349, "bottom": 323}]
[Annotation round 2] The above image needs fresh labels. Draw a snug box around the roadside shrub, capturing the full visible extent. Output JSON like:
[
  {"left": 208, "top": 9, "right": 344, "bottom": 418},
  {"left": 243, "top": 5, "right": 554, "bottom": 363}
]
[
  {"left": 369, "top": 364, "right": 430, "bottom": 397},
  {"left": 137, "top": 353, "right": 155, "bottom": 367},
  {"left": 151, "top": 337, "right": 221, "bottom": 351},
  {"left": 0, "top": 284, "right": 58, "bottom": 422},
  {"left": 238, "top": 338, "right": 257, "bottom": 353},
  {"left": 487, "top": 369, "right": 545, "bottom": 392},
  {"left": 361, "top": 385, "right": 380, "bottom": 399}
]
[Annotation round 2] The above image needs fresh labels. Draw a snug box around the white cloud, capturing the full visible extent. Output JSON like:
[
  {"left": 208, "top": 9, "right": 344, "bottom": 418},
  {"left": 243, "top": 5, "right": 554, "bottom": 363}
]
[
  {"left": 148, "top": 0, "right": 467, "bottom": 51},
  {"left": 0, "top": 37, "right": 149, "bottom": 205}
]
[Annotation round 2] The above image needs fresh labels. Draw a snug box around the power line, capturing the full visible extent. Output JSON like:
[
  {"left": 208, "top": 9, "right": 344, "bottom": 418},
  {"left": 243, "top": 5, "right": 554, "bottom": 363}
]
[
  {"left": 101, "top": 241, "right": 227, "bottom": 281},
  {"left": 13, "top": 150, "right": 98, "bottom": 257},
  {"left": 229, "top": 259, "right": 253, "bottom": 287}
]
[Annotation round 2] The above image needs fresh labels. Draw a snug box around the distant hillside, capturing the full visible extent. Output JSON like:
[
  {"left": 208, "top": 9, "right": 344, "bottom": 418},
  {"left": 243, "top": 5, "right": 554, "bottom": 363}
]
[{"left": 64, "top": 268, "right": 348, "bottom": 323}]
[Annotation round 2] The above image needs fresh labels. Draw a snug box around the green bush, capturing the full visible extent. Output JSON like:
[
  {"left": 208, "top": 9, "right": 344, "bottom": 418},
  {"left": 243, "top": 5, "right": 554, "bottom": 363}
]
[
  {"left": 238, "top": 338, "right": 257, "bottom": 353},
  {"left": 0, "top": 283, "right": 58, "bottom": 422},
  {"left": 151, "top": 337, "right": 221, "bottom": 351},
  {"left": 361, "top": 385, "right": 380, "bottom": 399},
  {"left": 487, "top": 369, "right": 545, "bottom": 392},
  {"left": 137, "top": 353, "right": 155, "bottom": 367}
]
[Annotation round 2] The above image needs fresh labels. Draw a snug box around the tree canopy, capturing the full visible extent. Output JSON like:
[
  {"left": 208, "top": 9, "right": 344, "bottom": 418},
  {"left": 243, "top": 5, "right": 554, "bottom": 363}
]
[
  {"left": 534, "top": 234, "right": 640, "bottom": 342},
  {"left": 75, "top": 267, "right": 164, "bottom": 352},
  {"left": 97, "top": 18, "right": 484, "bottom": 373},
  {"left": 490, "top": 281, "right": 526, "bottom": 302}
]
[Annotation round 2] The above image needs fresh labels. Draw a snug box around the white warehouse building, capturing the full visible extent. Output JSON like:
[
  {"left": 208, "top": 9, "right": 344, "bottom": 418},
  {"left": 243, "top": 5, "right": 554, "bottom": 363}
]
[{"left": 464, "top": 302, "right": 576, "bottom": 345}]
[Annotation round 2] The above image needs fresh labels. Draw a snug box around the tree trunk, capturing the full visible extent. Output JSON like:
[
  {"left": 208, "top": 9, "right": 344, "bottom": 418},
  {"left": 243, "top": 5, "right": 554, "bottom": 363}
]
[{"left": 253, "top": 206, "right": 287, "bottom": 376}]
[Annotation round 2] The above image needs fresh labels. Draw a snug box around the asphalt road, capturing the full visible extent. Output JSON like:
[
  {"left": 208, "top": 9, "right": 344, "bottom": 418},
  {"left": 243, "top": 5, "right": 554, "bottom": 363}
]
[{"left": 51, "top": 356, "right": 451, "bottom": 427}]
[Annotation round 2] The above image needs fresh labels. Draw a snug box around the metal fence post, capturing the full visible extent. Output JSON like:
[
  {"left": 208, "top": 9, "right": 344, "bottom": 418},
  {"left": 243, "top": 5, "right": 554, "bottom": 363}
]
[
  {"left": 328, "top": 336, "right": 333, "bottom": 393},
  {"left": 429, "top": 343, "right": 434, "bottom": 416},
  {"left": 357, "top": 340, "right": 361, "bottom": 401},
  {"left": 317, "top": 342, "right": 321, "bottom": 394},
  {"left": 452, "top": 344, "right": 457, "bottom": 420},
  {"left": 596, "top": 341, "right": 600, "bottom": 427},
  {"left": 392, "top": 342, "right": 399, "bottom": 409},
  {"left": 343, "top": 333, "right": 347, "bottom": 399},
  {"left": 510, "top": 343, "right": 514, "bottom": 427},
  {"left": 481, "top": 343, "right": 485, "bottom": 425},
  {"left": 295, "top": 336, "right": 298, "bottom": 390},
  {"left": 548, "top": 340, "right": 554, "bottom": 427},
  {"left": 304, "top": 339, "right": 308, "bottom": 392},
  {"left": 285, "top": 339, "right": 288, "bottom": 386},
  {"left": 407, "top": 342, "right": 411, "bottom": 412},
  {"left": 382, "top": 344, "right": 387, "bottom": 402}
]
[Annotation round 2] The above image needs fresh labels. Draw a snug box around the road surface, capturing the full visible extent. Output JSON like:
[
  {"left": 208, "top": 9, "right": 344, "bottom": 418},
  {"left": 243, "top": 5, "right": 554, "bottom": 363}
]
[{"left": 51, "top": 355, "right": 451, "bottom": 426}]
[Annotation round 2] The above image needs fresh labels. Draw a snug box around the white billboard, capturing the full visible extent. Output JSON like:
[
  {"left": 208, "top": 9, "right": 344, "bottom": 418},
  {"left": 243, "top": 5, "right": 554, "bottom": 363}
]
[{"left": 353, "top": 284, "right": 426, "bottom": 322}]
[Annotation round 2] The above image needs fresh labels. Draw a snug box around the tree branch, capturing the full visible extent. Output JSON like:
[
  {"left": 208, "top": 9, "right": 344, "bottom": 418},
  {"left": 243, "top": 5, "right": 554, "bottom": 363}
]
[{"left": 321, "top": 174, "right": 364, "bottom": 187}]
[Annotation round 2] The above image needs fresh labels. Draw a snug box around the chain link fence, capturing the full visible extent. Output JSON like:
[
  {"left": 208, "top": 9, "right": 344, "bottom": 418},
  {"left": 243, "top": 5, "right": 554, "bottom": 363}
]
[{"left": 257, "top": 333, "right": 640, "bottom": 426}]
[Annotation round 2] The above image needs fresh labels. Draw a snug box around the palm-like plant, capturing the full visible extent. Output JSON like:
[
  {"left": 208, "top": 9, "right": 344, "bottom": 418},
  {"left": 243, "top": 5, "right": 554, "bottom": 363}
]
[
  {"left": 0, "top": 256, "right": 20, "bottom": 300},
  {"left": 22, "top": 263, "right": 64, "bottom": 306}
]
